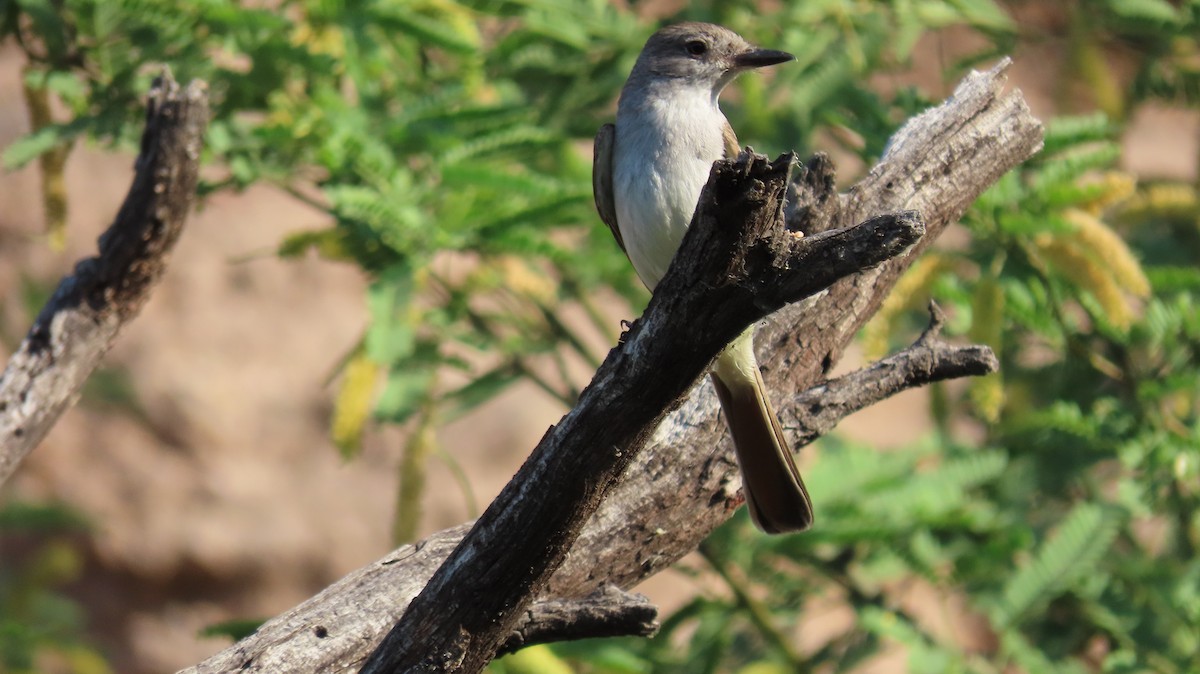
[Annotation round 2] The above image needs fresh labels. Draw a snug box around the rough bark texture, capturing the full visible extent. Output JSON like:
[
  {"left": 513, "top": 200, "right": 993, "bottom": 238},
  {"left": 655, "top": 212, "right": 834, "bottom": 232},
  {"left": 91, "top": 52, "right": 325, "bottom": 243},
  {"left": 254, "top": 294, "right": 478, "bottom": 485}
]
[
  {"left": 497, "top": 585, "right": 659, "bottom": 655},
  {"left": 181, "top": 60, "right": 1041, "bottom": 674},
  {"left": 0, "top": 72, "right": 208, "bottom": 484}
]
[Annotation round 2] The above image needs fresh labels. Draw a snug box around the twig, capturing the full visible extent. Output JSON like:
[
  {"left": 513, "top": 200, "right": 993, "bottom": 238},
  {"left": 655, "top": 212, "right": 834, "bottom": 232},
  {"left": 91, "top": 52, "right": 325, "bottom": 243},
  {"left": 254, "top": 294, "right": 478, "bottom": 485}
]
[{"left": 783, "top": 302, "right": 999, "bottom": 447}]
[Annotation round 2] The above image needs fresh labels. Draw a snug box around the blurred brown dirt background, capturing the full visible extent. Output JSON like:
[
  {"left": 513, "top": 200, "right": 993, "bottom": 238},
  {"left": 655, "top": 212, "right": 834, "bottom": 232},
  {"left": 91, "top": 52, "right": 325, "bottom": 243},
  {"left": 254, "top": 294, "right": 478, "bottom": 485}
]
[{"left": 1, "top": 18, "right": 1197, "bottom": 674}]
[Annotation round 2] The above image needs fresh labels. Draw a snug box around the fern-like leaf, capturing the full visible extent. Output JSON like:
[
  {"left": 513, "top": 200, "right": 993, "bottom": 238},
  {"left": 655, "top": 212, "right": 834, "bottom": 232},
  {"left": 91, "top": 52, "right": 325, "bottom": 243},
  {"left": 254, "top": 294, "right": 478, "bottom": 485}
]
[
  {"left": 994, "top": 503, "right": 1121, "bottom": 627},
  {"left": 1039, "top": 113, "right": 1115, "bottom": 156}
]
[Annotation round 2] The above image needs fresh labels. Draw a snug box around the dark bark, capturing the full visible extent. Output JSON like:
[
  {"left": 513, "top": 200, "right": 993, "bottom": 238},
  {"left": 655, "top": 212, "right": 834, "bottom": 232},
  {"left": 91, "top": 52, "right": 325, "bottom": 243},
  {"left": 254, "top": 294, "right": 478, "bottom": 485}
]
[
  {"left": 498, "top": 585, "right": 658, "bottom": 655},
  {"left": 0, "top": 71, "right": 208, "bottom": 483}
]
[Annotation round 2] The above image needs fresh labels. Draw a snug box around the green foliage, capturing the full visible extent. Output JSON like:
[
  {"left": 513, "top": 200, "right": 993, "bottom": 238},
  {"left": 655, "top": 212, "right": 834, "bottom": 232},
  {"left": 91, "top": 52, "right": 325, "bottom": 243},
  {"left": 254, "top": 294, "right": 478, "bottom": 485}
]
[
  {"left": 993, "top": 502, "right": 1121, "bottom": 627},
  {"left": 3, "top": 0, "right": 1200, "bottom": 672},
  {"left": 0, "top": 502, "right": 110, "bottom": 673},
  {"left": 199, "top": 617, "right": 267, "bottom": 642},
  {"left": 1089, "top": 0, "right": 1200, "bottom": 111},
  {"left": 0, "top": 0, "right": 1019, "bottom": 437},
  {"left": 748, "top": 92, "right": 1194, "bottom": 674}
]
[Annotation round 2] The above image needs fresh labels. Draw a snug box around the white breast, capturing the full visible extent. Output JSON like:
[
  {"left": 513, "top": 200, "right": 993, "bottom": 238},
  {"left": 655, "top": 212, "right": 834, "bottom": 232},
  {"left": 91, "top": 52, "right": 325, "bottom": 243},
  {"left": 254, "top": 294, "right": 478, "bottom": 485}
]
[{"left": 612, "top": 85, "right": 727, "bottom": 290}]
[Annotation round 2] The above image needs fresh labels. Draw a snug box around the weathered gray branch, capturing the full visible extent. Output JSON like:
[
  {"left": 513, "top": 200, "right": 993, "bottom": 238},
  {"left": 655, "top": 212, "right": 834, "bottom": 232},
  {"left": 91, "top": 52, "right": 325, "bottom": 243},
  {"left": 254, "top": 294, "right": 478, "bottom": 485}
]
[
  {"left": 181, "top": 60, "right": 1042, "bottom": 674},
  {"left": 784, "top": 302, "right": 999, "bottom": 448},
  {"left": 0, "top": 72, "right": 208, "bottom": 484},
  {"left": 498, "top": 585, "right": 658, "bottom": 655}
]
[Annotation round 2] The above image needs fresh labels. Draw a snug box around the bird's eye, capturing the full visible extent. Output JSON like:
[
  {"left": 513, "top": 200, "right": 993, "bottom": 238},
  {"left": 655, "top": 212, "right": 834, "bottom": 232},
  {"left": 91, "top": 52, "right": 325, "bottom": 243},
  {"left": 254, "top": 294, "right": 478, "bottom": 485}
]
[{"left": 685, "top": 40, "right": 707, "bottom": 57}]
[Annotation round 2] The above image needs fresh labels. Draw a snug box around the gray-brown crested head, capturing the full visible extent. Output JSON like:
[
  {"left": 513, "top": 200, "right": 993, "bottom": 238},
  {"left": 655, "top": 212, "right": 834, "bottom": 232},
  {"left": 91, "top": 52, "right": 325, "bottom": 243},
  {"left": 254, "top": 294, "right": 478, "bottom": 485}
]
[{"left": 627, "top": 22, "right": 794, "bottom": 94}]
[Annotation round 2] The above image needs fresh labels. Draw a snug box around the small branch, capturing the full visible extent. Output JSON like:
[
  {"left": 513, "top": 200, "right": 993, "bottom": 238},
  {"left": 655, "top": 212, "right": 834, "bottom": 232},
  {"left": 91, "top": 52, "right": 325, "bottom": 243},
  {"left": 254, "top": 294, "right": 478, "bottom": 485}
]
[
  {"left": 498, "top": 585, "right": 658, "bottom": 656},
  {"left": 0, "top": 71, "right": 209, "bottom": 485},
  {"left": 784, "top": 302, "right": 999, "bottom": 447}
]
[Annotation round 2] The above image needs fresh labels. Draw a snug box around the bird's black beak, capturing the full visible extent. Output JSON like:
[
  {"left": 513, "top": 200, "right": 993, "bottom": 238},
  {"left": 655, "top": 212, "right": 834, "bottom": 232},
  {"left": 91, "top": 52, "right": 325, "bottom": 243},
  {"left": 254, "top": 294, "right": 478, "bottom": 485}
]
[{"left": 733, "top": 48, "right": 795, "bottom": 69}]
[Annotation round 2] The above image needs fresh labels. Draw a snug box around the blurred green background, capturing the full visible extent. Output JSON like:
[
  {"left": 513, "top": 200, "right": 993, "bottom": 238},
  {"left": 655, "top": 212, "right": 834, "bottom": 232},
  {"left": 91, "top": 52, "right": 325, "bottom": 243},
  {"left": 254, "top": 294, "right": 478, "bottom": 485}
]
[{"left": 1, "top": 0, "right": 1198, "bottom": 672}]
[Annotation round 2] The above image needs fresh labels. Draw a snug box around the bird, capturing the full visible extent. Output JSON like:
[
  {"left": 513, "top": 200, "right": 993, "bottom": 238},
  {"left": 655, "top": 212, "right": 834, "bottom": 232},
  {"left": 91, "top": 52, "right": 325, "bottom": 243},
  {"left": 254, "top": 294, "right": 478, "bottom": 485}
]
[{"left": 593, "top": 22, "right": 814, "bottom": 533}]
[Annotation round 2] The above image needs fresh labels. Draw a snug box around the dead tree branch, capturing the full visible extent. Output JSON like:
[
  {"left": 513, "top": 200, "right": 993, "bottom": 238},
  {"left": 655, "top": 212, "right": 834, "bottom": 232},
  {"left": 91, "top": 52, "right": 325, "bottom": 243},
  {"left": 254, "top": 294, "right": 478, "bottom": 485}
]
[
  {"left": 0, "top": 72, "right": 208, "bottom": 484},
  {"left": 785, "top": 302, "right": 999, "bottom": 448},
  {"left": 181, "top": 59, "right": 1042, "bottom": 674},
  {"left": 498, "top": 585, "right": 659, "bottom": 656}
]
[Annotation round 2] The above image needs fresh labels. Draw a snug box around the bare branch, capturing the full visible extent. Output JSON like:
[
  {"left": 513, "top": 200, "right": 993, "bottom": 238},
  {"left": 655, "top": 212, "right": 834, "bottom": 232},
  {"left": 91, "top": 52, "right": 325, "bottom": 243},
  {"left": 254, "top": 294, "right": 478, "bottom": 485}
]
[
  {"left": 0, "top": 71, "right": 209, "bottom": 484},
  {"left": 784, "top": 302, "right": 1000, "bottom": 447},
  {"left": 182, "top": 60, "right": 1042, "bottom": 674},
  {"left": 499, "top": 586, "right": 658, "bottom": 655}
]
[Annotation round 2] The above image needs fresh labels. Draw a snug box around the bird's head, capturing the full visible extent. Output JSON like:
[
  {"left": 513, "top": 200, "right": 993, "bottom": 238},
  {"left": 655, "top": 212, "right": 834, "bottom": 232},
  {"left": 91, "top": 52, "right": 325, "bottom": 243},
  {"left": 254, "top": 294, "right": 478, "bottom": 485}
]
[{"left": 630, "top": 22, "right": 794, "bottom": 97}]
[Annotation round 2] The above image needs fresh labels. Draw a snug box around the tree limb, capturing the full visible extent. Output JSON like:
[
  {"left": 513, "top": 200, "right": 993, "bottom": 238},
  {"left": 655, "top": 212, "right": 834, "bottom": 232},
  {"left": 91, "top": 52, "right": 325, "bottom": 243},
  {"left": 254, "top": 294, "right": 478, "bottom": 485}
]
[
  {"left": 0, "top": 71, "right": 208, "bottom": 484},
  {"left": 784, "top": 301, "right": 999, "bottom": 448},
  {"left": 181, "top": 59, "right": 1042, "bottom": 674},
  {"left": 498, "top": 585, "right": 659, "bottom": 656}
]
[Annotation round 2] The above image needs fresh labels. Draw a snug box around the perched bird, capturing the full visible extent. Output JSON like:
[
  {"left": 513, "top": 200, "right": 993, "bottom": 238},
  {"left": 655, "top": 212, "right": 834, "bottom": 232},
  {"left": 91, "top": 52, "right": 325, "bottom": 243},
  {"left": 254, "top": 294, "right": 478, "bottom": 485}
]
[{"left": 593, "top": 22, "right": 814, "bottom": 533}]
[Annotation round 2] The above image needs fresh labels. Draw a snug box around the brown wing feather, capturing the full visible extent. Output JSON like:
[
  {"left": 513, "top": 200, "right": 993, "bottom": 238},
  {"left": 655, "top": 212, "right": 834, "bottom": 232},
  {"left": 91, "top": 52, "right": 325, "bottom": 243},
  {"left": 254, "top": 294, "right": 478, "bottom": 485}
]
[{"left": 592, "top": 123, "right": 625, "bottom": 253}]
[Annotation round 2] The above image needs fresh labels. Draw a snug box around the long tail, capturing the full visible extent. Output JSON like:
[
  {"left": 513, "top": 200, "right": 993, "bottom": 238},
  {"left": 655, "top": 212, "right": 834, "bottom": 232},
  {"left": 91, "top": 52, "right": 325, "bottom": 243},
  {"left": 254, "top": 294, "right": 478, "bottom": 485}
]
[{"left": 710, "top": 329, "right": 814, "bottom": 533}]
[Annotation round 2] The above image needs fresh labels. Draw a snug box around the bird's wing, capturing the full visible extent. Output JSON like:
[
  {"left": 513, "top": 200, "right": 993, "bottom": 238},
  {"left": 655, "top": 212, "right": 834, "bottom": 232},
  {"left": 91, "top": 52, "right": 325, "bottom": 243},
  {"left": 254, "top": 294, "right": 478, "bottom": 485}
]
[
  {"left": 592, "top": 123, "right": 625, "bottom": 253},
  {"left": 721, "top": 118, "right": 740, "bottom": 159}
]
